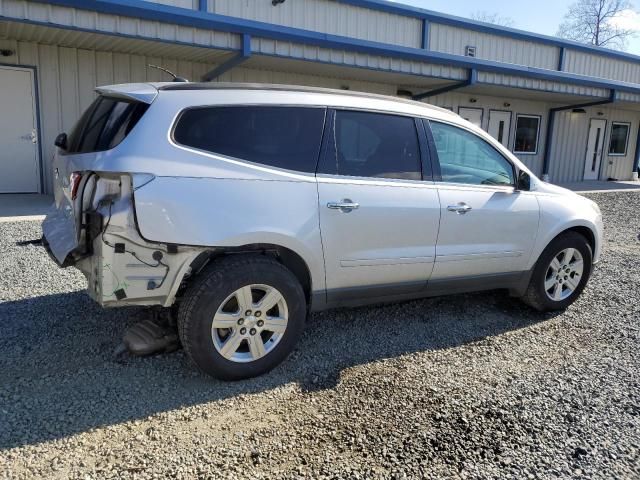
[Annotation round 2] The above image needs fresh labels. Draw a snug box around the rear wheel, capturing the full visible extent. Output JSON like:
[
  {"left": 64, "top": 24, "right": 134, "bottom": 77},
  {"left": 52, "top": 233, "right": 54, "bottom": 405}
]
[
  {"left": 178, "top": 255, "right": 306, "bottom": 380},
  {"left": 521, "top": 231, "right": 593, "bottom": 312}
]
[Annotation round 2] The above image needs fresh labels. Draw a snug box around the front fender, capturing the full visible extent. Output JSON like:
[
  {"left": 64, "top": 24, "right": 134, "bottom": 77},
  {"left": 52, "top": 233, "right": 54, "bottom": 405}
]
[{"left": 528, "top": 193, "right": 603, "bottom": 269}]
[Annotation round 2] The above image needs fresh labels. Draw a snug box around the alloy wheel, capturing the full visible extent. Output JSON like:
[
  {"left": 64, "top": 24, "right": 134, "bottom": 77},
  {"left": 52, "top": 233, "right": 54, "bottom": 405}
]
[
  {"left": 211, "top": 284, "right": 289, "bottom": 363},
  {"left": 544, "top": 248, "right": 584, "bottom": 302}
]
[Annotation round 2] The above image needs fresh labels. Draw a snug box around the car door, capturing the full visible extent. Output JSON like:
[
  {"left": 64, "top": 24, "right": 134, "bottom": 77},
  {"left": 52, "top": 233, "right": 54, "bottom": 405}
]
[
  {"left": 425, "top": 119, "right": 539, "bottom": 280},
  {"left": 317, "top": 110, "right": 441, "bottom": 303}
]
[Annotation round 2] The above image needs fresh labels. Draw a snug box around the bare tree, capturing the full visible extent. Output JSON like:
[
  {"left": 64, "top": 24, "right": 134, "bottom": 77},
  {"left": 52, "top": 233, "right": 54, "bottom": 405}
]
[
  {"left": 557, "top": 0, "right": 636, "bottom": 49},
  {"left": 470, "top": 11, "right": 516, "bottom": 27}
]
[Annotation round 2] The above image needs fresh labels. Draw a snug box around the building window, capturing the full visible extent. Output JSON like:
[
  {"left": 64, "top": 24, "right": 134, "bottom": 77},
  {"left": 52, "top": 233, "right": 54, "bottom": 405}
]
[
  {"left": 609, "top": 122, "right": 630, "bottom": 156},
  {"left": 513, "top": 115, "right": 541, "bottom": 155}
]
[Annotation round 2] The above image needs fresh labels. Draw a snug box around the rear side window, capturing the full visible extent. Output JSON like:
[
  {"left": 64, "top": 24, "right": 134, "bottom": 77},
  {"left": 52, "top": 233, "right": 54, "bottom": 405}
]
[
  {"left": 67, "top": 96, "right": 148, "bottom": 153},
  {"left": 320, "top": 110, "right": 421, "bottom": 180},
  {"left": 173, "top": 106, "right": 326, "bottom": 173}
]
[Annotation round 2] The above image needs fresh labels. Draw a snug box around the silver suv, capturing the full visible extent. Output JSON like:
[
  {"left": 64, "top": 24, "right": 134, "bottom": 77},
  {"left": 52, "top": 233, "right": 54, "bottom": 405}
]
[{"left": 43, "top": 83, "right": 603, "bottom": 380}]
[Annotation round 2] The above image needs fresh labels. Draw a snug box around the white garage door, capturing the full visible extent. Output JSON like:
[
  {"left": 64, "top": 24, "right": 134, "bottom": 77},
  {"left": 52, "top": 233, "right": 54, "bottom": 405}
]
[{"left": 0, "top": 66, "right": 40, "bottom": 193}]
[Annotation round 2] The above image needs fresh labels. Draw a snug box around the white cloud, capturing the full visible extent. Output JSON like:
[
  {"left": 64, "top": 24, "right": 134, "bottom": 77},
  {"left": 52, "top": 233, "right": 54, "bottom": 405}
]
[{"left": 609, "top": 8, "right": 640, "bottom": 31}]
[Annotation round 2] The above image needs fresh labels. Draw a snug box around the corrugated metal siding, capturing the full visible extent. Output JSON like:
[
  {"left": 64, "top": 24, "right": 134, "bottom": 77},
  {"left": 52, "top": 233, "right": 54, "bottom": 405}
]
[
  {"left": 421, "top": 91, "right": 549, "bottom": 176},
  {"left": 208, "top": 0, "right": 422, "bottom": 48},
  {"left": 478, "top": 72, "right": 610, "bottom": 99},
  {"left": 564, "top": 50, "right": 640, "bottom": 85},
  {"left": 429, "top": 23, "right": 559, "bottom": 70},
  {"left": 252, "top": 38, "right": 467, "bottom": 81},
  {"left": 0, "top": 21, "right": 235, "bottom": 62},
  {"left": 0, "top": 37, "right": 411, "bottom": 193},
  {"left": 216, "top": 65, "right": 396, "bottom": 95},
  {"left": 142, "top": 0, "right": 197, "bottom": 9},
  {"left": 0, "top": 0, "right": 240, "bottom": 50},
  {"left": 549, "top": 107, "right": 639, "bottom": 182},
  {"left": 617, "top": 92, "right": 640, "bottom": 103},
  {"left": 0, "top": 38, "right": 225, "bottom": 192}
]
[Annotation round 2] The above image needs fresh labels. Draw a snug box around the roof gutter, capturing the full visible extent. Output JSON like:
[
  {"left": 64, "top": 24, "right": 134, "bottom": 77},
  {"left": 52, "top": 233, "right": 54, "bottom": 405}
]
[
  {"left": 28, "top": 0, "right": 640, "bottom": 96},
  {"left": 413, "top": 69, "right": 477, "bottom": 101},
  {"left": 542, "top": 90, "right": 617, "bottom": 180}
]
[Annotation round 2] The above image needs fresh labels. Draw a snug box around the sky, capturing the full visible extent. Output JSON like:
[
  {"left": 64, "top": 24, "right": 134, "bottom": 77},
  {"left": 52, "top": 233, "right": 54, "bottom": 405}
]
[{"left": 389, "top": 0, "right": 640, "bottom": 55}]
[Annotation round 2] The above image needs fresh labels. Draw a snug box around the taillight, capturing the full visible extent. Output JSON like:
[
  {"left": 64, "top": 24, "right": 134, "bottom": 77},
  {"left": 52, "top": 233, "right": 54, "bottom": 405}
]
[{"left": 70, "top": 172, "right": 82, "bottom": 200}]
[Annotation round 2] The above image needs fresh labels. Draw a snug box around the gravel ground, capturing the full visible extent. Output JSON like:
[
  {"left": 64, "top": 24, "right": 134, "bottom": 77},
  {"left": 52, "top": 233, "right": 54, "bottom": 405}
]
[{"left": 1, "top": 191, "right": 639, "bottom": 479}]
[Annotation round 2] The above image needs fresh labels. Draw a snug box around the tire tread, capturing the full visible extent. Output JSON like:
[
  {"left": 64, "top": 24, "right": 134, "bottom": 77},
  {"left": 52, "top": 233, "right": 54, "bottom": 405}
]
[{"left": 177, "top": 254, "right": 304, "bottom": 379}]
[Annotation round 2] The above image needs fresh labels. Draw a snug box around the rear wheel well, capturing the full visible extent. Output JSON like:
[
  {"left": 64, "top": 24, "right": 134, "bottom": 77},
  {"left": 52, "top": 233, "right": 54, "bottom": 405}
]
[{"left": 184, "top": 245, "right": 312, "bottom": 305}]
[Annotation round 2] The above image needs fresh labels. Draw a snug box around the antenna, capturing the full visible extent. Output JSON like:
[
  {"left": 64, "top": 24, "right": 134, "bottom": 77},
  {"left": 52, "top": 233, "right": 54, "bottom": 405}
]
[{"left": 148, "top": 64, "right": 188, "bottom": 83}]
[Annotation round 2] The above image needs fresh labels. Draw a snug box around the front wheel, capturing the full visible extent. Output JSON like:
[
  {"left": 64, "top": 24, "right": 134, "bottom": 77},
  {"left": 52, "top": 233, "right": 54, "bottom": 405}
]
[
  {"left": 521, "top": 231, "right": 593, "bottom": 312},
  {"left": 178, "top": 255, "right": 306, "bottom": 380}
]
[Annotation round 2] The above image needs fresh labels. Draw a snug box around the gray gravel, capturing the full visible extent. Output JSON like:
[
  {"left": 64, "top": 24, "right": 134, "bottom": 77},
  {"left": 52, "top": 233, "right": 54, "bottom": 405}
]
[{"left": 1, "top": 191, "right": 639, "bottom": 480}]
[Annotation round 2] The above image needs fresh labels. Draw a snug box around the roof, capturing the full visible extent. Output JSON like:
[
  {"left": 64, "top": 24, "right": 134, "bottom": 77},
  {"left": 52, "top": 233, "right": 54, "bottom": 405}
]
[
  {"left": 336, "top": 0, "right": 640, "bottom": 63},
  {"left": 98, "top": 82, "right": 457, "bottom": 117}
]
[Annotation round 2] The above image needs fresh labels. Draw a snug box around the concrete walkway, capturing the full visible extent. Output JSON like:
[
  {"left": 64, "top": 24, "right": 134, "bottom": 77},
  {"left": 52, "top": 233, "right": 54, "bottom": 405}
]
[
  {"left": 558, "top": 180, "right": 640, "bottom": 193},
  {"left": 0, "top": 194, "right": 53, "bottom": 222}
]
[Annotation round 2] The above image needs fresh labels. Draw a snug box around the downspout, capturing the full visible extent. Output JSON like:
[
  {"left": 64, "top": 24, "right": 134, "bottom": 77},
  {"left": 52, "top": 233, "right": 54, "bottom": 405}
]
[
  {"left": 634, "top": 124, "right": 640, "bottom": 180},
  {"left": 541, "top": 89, "right": 616, "bottom": 182},
  {"left": 412, "top": 68, "right": 477, "bottom": 101},
  {"left": 202, "top": 34, "right": 251, "bottom": 82}
]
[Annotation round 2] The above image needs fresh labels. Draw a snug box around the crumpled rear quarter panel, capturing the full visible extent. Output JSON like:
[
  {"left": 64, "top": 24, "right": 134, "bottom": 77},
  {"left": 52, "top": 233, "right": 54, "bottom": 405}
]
[{"left": 133, "top": 176, "right": 326, "bottom": 291}]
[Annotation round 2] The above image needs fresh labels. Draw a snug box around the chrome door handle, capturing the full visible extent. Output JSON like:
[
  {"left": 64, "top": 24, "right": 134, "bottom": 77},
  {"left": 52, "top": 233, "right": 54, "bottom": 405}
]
[
  {"left": 20, "top": 130, "right": 37, "bottom": 143},
  {"left": 447, "top": 203, "right": 473, "bottom": 214},
  {"left": 327, "top": 199, "right": 359, "bottom": 212}
]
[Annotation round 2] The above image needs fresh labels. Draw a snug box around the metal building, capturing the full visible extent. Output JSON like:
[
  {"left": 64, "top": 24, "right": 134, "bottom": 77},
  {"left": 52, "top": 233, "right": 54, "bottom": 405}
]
[{"left": 1, "top": 0, "right": 640, "bottom": 194}]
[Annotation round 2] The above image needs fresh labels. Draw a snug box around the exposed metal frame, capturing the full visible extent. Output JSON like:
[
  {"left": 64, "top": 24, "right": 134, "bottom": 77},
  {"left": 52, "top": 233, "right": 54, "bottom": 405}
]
[
  {"left": 25, "top": 0, "right": 640, "bottom": 96},
  {"left": 542, "top": 90, "right": 617, "bottom": 179},
  {"left": 413, "top": 69, "right": 477, "bottom": 100},
  {"left": 0, "top": 62, "right": 44, "bottom": 193},
  {"left": 202, "top": 34, "right": 251, "bottom": 82}
]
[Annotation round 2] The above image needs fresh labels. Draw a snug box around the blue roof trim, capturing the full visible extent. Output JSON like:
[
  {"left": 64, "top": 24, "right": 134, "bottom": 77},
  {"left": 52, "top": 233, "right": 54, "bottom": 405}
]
[
  {"left": 24, "top": 0, "right": 640, "bottom": 95},
  {"left": 336, "top": 0, "right": 640, "bottom": 64}
]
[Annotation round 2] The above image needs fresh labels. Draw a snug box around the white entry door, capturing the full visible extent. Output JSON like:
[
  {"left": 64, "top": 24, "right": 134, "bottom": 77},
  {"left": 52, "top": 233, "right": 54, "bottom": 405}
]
[
  {"left": 583, "top": 119, "right": 606, "bottom": 181},
  {"left": 487, "top": 110, "right": 512, "bottom": 148},
  {"left": 0, "top": 66, "right": 40, "bottom": 193},
  {"left": 458, "top": 107, "right": 483, "bottom": 128}
]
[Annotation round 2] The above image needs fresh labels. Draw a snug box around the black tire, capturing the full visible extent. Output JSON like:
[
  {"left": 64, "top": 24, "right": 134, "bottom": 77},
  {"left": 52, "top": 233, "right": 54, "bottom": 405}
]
[
  {"left": 178, "top": 255, "right": 306, "bottom": 380},
  {"left": 521, "top": 231, "right": 593, "bottom": 312}
]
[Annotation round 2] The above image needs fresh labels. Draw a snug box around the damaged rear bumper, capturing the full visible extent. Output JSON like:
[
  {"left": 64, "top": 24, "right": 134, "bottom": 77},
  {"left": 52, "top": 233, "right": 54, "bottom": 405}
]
[{"left": 43, "top": 173, "right": 205, "bottom": 308}]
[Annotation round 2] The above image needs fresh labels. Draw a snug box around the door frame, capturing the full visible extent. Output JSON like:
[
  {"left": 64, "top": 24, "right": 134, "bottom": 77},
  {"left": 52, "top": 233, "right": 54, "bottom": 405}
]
[
  {"left": 457, "top": 107, "right": 484, "bottom": 129},
  {"left": 583, "top": 117, "right": 608, "bottom": 181},
  {"left": 487, "top": 109, "right": 513, "bottom": 147},
  {"left": 0, "top": 63, "right": 44, "bottom": 193}
]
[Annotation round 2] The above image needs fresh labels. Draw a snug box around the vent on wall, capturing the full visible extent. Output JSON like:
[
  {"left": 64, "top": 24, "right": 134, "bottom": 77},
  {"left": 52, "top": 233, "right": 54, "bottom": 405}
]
[{"left": 465, "top": 46, "right": 477, "bottom": 58}]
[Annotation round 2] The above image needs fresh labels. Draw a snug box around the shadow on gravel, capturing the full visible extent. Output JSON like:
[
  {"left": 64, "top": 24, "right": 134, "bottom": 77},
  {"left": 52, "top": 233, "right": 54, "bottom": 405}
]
[{"left": 0, "top": 289, "right": 559, "bottom": 450}]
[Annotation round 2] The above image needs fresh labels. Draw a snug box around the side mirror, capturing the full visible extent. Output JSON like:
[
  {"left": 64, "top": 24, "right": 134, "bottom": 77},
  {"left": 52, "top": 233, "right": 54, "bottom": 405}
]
[
  {"left": 54, "top": 132, "right": 68, "bottom": 150},
  {"left": 516, "top": 170, "right": 531, "bottom": 191}
]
